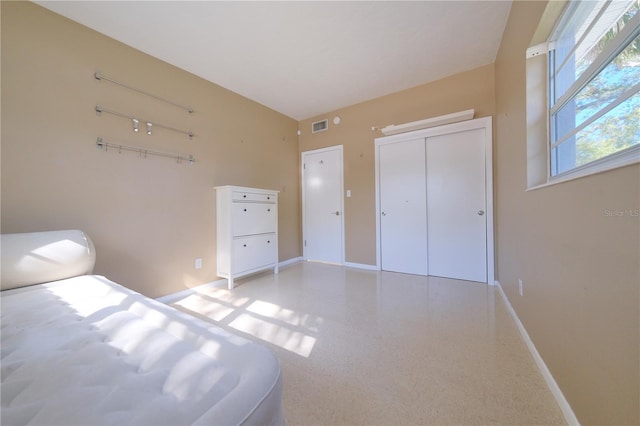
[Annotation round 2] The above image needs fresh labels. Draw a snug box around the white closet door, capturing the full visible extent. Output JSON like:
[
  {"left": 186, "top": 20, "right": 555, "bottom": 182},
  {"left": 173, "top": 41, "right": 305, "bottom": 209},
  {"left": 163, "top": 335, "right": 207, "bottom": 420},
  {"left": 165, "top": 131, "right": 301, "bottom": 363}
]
[
  {"left": 426, "top": 128, "right": 487, "bottom": 282},
  {"left": 379, "top": 138, "right": 428, "bottom": 275}
]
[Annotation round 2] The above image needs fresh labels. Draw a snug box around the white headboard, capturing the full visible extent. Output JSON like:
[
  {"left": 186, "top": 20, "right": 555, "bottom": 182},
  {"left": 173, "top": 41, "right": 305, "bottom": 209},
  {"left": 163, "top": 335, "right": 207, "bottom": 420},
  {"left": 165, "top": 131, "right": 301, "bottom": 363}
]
[{"left": 1, "top": 230, "right": 96, "bottom": 291}]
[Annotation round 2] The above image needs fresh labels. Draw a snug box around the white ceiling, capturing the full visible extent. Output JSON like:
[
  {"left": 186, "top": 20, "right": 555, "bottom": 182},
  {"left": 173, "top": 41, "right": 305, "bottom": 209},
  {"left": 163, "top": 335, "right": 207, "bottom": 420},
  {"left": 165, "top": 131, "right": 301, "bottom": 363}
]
[{"left": 35, "top": 1, "right": 512, "bottom": 121}]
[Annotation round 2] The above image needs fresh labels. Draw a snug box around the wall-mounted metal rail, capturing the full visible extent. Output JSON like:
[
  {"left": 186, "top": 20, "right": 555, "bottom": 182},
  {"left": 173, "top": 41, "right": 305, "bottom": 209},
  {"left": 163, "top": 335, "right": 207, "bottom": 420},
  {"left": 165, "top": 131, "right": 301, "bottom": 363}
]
[
  {"left": 95, "top": 71, "right": 194, "bottom": 114},
  {"left": 95, "top": 105, "right": 194, "bottom": 139},
  {"left": 96, "top": 137, "right": 195, "bottom": 165}
]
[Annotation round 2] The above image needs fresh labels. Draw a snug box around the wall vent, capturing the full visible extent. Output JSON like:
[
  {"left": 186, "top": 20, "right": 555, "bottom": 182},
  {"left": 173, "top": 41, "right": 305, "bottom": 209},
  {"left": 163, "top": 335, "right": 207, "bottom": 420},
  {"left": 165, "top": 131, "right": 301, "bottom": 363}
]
[{"left": 312, "top": 119, "right": 329, "bottom": 133}]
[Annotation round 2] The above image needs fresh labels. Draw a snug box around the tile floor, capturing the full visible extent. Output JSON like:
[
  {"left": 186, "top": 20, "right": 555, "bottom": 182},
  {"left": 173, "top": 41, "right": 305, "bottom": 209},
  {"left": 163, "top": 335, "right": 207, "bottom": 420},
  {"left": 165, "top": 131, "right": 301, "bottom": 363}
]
[{"left": 171, "top": 261, "right": 566, "bottom": 425}]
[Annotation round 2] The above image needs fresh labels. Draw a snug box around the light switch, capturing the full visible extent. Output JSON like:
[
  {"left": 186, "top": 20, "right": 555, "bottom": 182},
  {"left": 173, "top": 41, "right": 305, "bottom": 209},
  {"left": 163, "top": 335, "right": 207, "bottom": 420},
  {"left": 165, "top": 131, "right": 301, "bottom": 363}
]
[{"left": 346, "top": 190, "right": 351, "bottom": 198}]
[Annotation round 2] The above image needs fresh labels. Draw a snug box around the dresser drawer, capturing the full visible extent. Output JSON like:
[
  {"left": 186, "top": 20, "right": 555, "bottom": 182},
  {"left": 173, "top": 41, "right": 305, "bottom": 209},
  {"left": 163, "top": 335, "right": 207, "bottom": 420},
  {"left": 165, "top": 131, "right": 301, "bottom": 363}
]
[
  {"left": 232, "top": 202, "right": 277, "bottom": 236},
  {"left": 232, "top": 234, "right": 277, "bottom": 274},
  {"left": 232, "top": 191, "right": 276, "bottom": 203}
]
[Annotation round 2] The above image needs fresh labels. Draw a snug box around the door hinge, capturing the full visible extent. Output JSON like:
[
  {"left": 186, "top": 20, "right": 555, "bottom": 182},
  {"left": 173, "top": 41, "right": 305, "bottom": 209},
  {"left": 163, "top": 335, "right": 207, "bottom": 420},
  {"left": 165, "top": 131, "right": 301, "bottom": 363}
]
[{"left": 304, "top": 240, "right": 307, "bottom": 247}]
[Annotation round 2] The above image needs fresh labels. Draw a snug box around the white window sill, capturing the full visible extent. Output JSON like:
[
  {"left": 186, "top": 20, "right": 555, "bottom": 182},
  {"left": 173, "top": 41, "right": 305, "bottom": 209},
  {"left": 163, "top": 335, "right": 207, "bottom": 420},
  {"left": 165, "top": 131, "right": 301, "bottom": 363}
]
[{"left": 526, "top": 144, "right": 640, "bottom": 191}]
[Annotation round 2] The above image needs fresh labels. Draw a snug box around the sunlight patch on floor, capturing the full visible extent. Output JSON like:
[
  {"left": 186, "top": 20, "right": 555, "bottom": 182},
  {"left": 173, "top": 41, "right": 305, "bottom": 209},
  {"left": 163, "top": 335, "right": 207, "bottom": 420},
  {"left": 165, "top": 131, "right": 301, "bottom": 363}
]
[
  {"left": 175, "top": 294, "right": 235, "bottom": 322},
  {"left": 173, "top": 289, "right": 320, "bottom": 358},
  {"left": 193, "top": 287, "right": 251, "bottom": 307},
  {"left": 246, "top": 300, "right": 323, "bottom": 331},
  {"left": 229, "top": 313, "right": 316, "bottom": 358}
]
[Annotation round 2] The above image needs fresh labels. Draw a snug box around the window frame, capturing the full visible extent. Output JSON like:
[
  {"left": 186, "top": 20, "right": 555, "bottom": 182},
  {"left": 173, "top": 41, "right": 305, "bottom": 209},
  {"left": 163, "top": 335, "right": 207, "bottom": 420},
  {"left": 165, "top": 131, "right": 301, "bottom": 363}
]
[{"left": 527, "top": 1, "right": 640, "bottom": 189}]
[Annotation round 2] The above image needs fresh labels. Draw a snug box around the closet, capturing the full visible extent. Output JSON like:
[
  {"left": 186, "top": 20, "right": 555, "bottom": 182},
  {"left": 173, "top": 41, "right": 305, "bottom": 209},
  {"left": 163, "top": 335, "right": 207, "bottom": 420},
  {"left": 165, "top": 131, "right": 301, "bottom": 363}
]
[{"left": 375, "top": 117, "right": 494, "bottom": 284}]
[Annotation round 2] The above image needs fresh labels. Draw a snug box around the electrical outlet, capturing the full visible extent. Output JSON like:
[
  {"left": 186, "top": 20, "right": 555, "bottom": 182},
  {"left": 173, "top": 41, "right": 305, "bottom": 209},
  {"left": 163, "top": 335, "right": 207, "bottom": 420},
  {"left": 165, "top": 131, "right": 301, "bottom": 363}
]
[
  {"left": 195, "top": 258, "right": 203, "bottom": 270},
  {"left": 518, "top": 279, "right": 523, "bottom": 296}
]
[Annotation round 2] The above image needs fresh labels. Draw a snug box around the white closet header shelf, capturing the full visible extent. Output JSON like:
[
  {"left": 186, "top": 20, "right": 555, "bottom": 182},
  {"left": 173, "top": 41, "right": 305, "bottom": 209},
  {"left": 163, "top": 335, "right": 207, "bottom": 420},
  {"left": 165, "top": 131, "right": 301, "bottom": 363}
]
[{"left": 373, "top": 109, "right": 475, "bottom": 136}]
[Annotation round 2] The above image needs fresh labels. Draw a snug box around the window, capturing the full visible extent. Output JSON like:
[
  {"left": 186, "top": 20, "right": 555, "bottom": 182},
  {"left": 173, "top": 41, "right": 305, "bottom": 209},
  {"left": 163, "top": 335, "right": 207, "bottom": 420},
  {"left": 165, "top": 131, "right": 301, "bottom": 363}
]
[{"left": 547, "top": 0, "right": 640, "bottom": 179}]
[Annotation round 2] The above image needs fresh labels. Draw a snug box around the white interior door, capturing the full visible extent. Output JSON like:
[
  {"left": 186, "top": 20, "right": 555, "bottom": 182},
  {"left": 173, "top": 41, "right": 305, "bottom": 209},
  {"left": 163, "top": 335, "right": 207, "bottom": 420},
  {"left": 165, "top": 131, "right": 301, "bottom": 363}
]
[
  {"left": 378, "top": 139, "right": 428, "bottom": 275},
  {"left": 426, "top": 128, "right": 487, "bottom": 282},
  {"left": 302, "top": 146, "right": 344, "bottom": 264}
]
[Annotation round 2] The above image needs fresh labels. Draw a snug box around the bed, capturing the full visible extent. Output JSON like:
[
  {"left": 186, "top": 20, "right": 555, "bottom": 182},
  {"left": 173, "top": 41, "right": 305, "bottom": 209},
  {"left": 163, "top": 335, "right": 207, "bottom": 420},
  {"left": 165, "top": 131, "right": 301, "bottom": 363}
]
[{"left": 1, "top": 230, "right": 285, "bottom": 426}]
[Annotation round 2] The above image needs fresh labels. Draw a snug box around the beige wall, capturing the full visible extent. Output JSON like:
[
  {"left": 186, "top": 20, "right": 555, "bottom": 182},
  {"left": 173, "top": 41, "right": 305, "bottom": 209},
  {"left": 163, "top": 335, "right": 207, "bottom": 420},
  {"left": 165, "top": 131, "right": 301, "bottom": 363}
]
[
  {"left": 299, "top": 64, "right": 495, "bottom": 265},
  {"left": 1, "top": 1, "right": 301, "bottom": 298},
  {"left": 495, "top": 2, "right": 639, "bottom": 425}
]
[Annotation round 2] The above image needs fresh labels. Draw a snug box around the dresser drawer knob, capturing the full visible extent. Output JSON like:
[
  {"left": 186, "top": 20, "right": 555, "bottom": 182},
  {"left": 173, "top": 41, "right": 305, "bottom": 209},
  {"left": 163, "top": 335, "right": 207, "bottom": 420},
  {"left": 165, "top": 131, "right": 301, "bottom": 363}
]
[
  {"left": 244, "top": 208, "right": 247, "bottom": 212},
  {"left": 243, "top": 244, "right": 247, "bottom": 247}
]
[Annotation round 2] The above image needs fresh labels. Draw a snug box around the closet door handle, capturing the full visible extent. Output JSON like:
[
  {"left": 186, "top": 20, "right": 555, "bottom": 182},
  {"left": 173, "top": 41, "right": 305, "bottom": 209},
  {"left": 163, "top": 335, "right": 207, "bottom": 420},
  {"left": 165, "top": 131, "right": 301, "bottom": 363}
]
[
  {"left": 333, "top": 211, "right": 340, "bottom": 216},
  {"left": 477, "top": 210, "right": 485, "bottom": 216},
  {"left": 381, "top": 212, "right": 386, "bottom": 216}
]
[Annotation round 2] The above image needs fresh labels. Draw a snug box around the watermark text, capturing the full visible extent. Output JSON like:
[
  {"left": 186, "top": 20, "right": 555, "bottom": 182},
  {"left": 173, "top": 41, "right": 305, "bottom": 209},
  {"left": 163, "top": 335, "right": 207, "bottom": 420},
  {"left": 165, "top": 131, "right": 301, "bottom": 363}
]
[{"left": 604, "top": 209, "right": 639, "bottom": 217}]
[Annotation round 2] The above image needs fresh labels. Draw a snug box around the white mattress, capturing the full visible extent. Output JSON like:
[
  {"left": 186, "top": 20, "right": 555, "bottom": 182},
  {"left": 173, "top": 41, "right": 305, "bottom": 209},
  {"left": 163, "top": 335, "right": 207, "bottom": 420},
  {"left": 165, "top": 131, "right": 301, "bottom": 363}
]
[{"left": 1, "top": 275, "right": 284, "bottom": 426}]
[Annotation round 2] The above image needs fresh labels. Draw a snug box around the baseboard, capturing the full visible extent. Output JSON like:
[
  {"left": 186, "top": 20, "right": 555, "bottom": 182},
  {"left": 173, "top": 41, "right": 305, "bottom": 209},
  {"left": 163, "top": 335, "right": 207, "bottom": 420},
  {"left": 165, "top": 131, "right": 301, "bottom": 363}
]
[
  {"left": 344, "top": 261, "right": 379, "bottom": 271},
  {"left": 296, "top": 258, "right": 378, "bottom": 271},
  {"left": 156, "top": 279, "right": 227, "bottom": 304},
  {"left": 495, "top": 281, "right": 580, "bottom": 426},
  {"left": 157, "top": 256, "right": 304, "bottom": 304},
  {"left": 279, "top": 256, "right": 303, "bottom": 268},
  {"left": 158, "top": 257, "right": 375, "bottom": 304}
]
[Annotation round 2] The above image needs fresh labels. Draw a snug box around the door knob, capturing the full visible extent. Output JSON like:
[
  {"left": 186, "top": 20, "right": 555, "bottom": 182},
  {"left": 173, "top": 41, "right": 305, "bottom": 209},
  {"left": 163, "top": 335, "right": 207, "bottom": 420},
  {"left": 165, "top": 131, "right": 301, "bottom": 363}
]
[
  {"left": 381, "top": 212, "right": 386, "bottom": 216},
  {"left": 477, "top": 210, "right": 485, "bottom": 216},
  {"left": 333, "top": 211, "right": 340, "bottom": 216}
]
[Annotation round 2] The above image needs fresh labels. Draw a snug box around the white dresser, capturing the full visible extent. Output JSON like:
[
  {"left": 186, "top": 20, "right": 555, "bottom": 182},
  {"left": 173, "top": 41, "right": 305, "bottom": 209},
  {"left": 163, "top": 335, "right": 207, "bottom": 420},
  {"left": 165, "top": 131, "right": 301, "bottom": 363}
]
[{"left": 215, "top": 185, "right": 279, "bottom": 289}]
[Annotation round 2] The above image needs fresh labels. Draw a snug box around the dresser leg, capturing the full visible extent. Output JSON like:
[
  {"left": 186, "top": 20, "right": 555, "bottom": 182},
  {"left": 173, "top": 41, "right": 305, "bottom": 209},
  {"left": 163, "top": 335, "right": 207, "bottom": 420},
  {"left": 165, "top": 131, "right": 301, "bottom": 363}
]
[{"left": 228, "top": 277, "right": 234, "bottom": 290}]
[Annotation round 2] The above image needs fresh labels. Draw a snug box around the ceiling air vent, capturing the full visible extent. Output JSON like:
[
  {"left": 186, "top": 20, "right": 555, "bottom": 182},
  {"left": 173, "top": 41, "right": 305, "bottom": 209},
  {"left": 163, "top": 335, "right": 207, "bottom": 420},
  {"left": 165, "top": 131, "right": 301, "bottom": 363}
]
[{"left": 312, "top": 119, "right": 329, "bottom": 133}]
